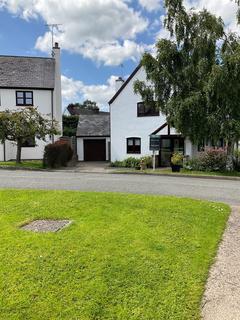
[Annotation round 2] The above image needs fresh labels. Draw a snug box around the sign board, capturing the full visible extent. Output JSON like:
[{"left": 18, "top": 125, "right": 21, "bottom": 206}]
[{"left": 149, "top": 135, "right": 160, "bottom": 151}]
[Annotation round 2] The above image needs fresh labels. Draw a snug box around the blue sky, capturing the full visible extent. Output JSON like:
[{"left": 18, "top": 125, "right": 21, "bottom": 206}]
[{"left": 0, "top": 0, "right": 237, "bottom": 111}]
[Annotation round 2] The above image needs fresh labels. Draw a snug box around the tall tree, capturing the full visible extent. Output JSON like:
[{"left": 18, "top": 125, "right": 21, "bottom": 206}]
[
  {"left": 67, "top": 100, "right": 99, "bottom": 115},
  {"left": 0, "top": 107, "right": 59, "bottom": 163},
  {"left": 134, "top": 1, "right": 240, "bottom": 168}
]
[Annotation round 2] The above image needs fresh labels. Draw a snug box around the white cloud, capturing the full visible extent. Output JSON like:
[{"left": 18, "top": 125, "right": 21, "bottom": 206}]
[
  {"left": 138, "top": 0, "right": 161, "bottom": 12},
  {"left": 184, "top": 0, "right": 239, "bottom": 33},
  {"left": 0, "top": 0, "right": 148, "bottom": 65},
  {"left": 61, "top": 75, "right": 118, "bottom": 111}
]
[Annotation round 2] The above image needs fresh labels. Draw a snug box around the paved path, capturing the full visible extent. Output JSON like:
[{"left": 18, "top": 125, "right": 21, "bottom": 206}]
[
  {"left": 202, "top": 206, "right": 240, "bottom": 320},
  {"left": 0, "top": 170, "right": 239, "bottom": 204}
]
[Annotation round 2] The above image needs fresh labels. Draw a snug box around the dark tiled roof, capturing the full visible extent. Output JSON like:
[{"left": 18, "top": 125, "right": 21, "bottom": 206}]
[
  {"left": 77, "top": 113, "right": 110, "bottom": 137},
  {"left": 0, "top": 56, "right": 55, "bottom": 89}
]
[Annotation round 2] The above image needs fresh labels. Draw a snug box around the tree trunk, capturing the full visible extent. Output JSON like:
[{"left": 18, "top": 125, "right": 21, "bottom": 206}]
[
  {"left": 226, "top": 141, "right": 234, "bottom": 171},
  {"left": 16, "top": 140, "right": 22, "bottom": 164}
]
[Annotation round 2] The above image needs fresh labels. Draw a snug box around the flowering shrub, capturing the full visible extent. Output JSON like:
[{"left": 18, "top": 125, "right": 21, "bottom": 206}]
[{"left": 184, "top": 148, "right": 227, "bottom": 172}]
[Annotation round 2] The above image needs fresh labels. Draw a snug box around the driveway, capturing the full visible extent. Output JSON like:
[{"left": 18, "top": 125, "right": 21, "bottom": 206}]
[{"left": 0, "top": 170, "right": 239, "bottom": 205}]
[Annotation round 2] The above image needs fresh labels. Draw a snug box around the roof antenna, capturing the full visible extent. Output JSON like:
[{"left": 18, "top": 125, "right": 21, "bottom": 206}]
[
  {"left": 120, "top": 63, "right": 124, "bottom": 78},
  {"left": 45, "top": 23, "right": 62, "bottom": 54}
]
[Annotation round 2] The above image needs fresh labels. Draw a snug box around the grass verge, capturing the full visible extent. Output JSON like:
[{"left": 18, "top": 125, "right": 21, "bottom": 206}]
[
  {"left": 0, "top": 160, "right": 44, "bottom": 169},
  {"left": 113, "top": 167, "right": 240, "bottom": 178},
  {"left": 0, "top": 190, "right": 230, "bottom": 319}
]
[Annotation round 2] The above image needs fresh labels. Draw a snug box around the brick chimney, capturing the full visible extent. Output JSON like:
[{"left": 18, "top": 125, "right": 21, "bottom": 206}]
[{"left": 115, "top": 77, "right": 124, "bottom": 92}]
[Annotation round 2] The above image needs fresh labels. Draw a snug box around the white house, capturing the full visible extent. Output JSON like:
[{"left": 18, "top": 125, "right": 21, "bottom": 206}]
[
  {"left": 109, "top": 65, "right": 198, "bottom": 166},
  {"left": 0, "top": 42, "right": 62, "bottom": 161}
]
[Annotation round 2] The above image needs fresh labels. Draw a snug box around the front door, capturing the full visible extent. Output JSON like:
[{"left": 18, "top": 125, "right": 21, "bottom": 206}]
[{"left": 160, "top": 137, "right": 184, "bottom": 167}]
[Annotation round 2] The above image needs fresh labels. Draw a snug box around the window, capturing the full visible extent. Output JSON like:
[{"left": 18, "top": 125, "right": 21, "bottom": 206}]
[
  {"left": 21, "top": 137, "right": 36, "bottom": 148},
  {"left": 16, "top": 91, "right": 33, "bottom": 106},
  {"left": 127, "top": 137, "right": 141, "bottom": 154},
  {"left": 137, "top": 102, "right": 159, "bottom": 117}
]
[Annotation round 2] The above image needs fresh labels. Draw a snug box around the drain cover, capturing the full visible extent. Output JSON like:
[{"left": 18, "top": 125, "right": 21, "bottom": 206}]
[{"left": 21, "top": 220, "right": 71, "bottom": 232}]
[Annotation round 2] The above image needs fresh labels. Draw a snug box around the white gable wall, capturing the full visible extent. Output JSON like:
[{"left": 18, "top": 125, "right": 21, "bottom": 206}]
[{"left": 111, "top": 67, "right": 173, "bottom": 161}]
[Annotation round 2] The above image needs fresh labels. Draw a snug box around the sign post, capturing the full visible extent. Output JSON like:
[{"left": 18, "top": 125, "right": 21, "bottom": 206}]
[{"left": 149, "top": 135, "right": 160, "bottom": 171}]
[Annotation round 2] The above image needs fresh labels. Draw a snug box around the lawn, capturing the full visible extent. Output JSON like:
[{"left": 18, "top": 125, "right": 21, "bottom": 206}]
[
  {"left": 0, "top": 191, "right": 230, "bottom": 320},
  {"left": 0, "top": 160, "right": 43, "bottom": 169}
]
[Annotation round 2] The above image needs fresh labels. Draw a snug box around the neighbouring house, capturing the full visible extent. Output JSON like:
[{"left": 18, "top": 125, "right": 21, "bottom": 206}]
[
  {"left": 76, "top": 111, "right": 110, "bottom": 161},
  {"left": 109, "top": 66, "right": 198, "bottom": 167},
  {"left": 0, "top": 42, "right": 62, "bottom": 161}
]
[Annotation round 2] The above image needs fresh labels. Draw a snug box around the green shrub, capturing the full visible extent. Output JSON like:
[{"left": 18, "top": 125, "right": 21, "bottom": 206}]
[
  {"left": 171, "top": 152, "right": 183, "bottom": 166},
  {"left": 123, "top": 157, "right": 140, "bottom": 168},
  {"left": 110, "top": 156, "right": 153, "bottom": 169},
  {"left": 140, "top": 156, "right": 153, "bottom": 168},
  {"left": 43, "top": 141, "right": 73, "bottom": 168}
]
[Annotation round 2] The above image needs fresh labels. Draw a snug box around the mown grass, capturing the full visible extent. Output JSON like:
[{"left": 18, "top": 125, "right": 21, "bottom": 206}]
[
  {"left": 0, "top": 190, "right": 230, "bottom": 320},
  {"left": 0, "top": 160, "right": 43, "bottom": 169}
]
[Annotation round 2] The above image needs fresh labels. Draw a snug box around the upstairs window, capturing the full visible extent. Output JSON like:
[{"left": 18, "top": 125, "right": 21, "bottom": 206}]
[
  {"left": 16, "top": 91, "right": 33, "bottom": 106},
  {"left": 127, "top": 137, "right": 141, "bottom": 154},
  {"left": 137, "top": 102, "right": 159, "bottom": 117}
]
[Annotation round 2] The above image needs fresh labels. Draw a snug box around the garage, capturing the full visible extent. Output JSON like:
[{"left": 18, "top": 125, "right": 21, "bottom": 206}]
[
  {"left": 76, "top": 112, "right": 110, "bottom": 162},
  {"left": 84, "top": 139, "right": 106, "bottom": 161}
]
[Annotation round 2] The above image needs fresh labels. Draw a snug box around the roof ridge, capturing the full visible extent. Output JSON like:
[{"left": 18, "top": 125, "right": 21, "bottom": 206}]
[{"left": 0, "top": 55, "right": 54, "bottom": 60}]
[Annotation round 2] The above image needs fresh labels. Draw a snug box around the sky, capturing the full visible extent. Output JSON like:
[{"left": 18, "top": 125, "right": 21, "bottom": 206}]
[{"left": 0, "top": 0, "right": 238, "bottom": 112}]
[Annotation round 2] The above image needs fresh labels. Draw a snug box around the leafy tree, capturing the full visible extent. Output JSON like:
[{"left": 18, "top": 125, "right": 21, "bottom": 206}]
[
  {"left": 0, "top": 107, "right": 59, "bottom": 163},
  {"left": 67, "top": 100, "right": 99, "bottom": 115},
  {"left": 134, "top": 1, "right": 240, "bottom": 169},
  {"left": 63, "top": 115, "right": 79, "bottom": 137}
]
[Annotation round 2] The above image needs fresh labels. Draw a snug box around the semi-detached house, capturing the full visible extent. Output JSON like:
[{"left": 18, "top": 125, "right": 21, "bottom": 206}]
[{"left": 0, "top": 42, "right": 62, "bottom": 161}]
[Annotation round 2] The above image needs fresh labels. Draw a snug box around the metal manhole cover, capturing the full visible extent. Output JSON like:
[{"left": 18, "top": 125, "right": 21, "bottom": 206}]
[{"left": 21, "top": 220, "right": 72, "bottom": 232}]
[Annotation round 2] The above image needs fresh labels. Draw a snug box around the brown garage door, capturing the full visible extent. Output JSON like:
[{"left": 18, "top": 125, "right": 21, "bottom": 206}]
[{"left": 84, "top": 139, "right": 106, "bottom": 161}]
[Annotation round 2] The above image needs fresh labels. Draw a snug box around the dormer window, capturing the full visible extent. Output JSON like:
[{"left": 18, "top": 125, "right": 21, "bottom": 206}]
[
  {"left": 137, "top": 102, "right": 159, "bottom": 117},
  {"left": 16, "top": 91, "right": 33, "bottom": 106}
]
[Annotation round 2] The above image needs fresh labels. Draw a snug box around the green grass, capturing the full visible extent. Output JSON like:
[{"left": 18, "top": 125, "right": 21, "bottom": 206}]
[
  {"left": 0, "top": 160, "right": 43, "bottom": 169},
  {"left": 0, "top": 191, "right": 230, "bottom": 320}
]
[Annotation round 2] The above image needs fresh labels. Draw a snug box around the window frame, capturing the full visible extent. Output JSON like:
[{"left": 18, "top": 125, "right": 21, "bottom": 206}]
[
  {"left": 137, "top": 102, "right": 159, "bottom": 117},
  {"left": 16, "top": 91, "right": 33, "bottom": 106},
  {"left": 126, "top": 137, "right": 141, "bottom": 154},
  {"left": 21, "top": 137, "right": 36, "bottom": 148}
]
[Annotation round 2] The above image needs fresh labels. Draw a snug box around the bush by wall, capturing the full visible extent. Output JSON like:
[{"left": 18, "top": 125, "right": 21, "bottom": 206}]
[
  {"left": 184, "top": 148, "right": 227, "bottom": 172},
  {"left": 43, "top": 140, "right": 73, "bottom": 168},
  {"left": 110, "top": 156, "right": 152, "bottom": 169}
]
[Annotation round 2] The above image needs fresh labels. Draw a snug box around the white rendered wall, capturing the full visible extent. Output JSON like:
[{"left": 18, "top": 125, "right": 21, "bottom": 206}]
[
  {"left": 110, "top": 67, "right": 185, "bottom": 162},
  {"left": 0, "top": 88, "right": 54, "bottom": 160},
  {"left": 77, "top": 137, "right": 111, "bottom": 161}
]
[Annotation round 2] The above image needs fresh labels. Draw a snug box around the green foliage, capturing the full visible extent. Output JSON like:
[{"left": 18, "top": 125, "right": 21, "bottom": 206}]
[
  {"left": 0, "top": 107, "right": 59, "bottom": 163},
  {"left": 63, "top": 115, "right": 79, "bottom": 137},
  {"left": 135, "top": 2, "right": 240, "bottom": 160},
  {"left": 111, "top": 156, "right": 152, "bottom": 169},
  {"left": 171, "top": 152, "right": 183, "bottom": 165},
  {"left": 43, "top": 141, "right": 73, "bottom": 168},
  {"left": 184, "top": 148, "right": 227, "bottom": 172},
  {"left": 67, "top": 100, "right": 99, "bottom": 114},
  {"left": 0, "top": 190, "right": 230, "bottom": 319}
]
